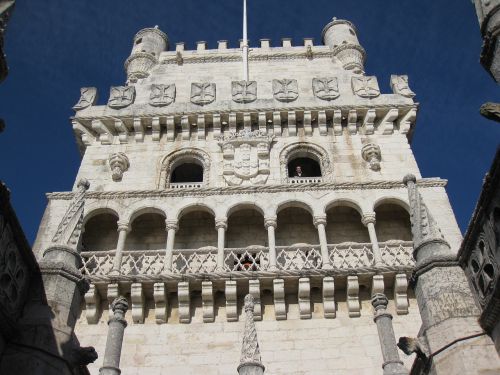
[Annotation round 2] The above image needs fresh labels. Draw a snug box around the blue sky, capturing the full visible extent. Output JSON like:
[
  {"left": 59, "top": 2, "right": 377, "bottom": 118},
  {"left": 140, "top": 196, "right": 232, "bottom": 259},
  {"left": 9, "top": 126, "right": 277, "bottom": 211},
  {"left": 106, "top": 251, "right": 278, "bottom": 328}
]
[{"left": 0, "top": 0, "right": 498, "bottom": 244}]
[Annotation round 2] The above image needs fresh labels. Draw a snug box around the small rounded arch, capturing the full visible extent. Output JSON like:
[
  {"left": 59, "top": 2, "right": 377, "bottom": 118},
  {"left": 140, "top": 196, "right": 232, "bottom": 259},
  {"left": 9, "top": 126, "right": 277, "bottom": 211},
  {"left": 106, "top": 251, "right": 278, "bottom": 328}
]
[
  {"left": 226, "top": 202, "right": 266, "bottom": 218},
  {"left": 129, "top": 206, "right": 167, "bottom": 225},
  {"left": 83, "top": 206, "right": 119, "bottom": 226},
  {"left": 324, "top": 199, "right": 364, "bottom": 217},
  {"left": 373, "top": 198, "right": 412, "bottom": 242},
  {"left": 177, "top": 203, "right": 216, "bottom": 220},
  {"left": 158, "top": 148, "right": 211, "bottom": 188},
  {"left": 279, "top": 142, "right": 332, "bottom": 182},
  {"left": 276, "top": 199, "right": 315, "bottom": 216},
  {"left": 372, "top": 197, "right": 410, "bottom": 214}
]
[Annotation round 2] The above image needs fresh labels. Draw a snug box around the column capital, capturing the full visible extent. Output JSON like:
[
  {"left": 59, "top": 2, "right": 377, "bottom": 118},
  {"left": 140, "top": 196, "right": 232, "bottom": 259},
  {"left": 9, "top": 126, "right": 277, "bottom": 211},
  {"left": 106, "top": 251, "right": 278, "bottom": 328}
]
[
  {"left": 117, "top": 221, "right": 130, "bottom": 232},
  {"left": 165, "top": 220, "right": 179, "bottom": 232},
  {"left": 313, "top": 215, "right": 327, "bottom": 227},
  {"left": 362, "top": 213, "right": 376, "bottom": 226},
  {"left": 264, "top": 216, "right": 277, "bottom": 229},
  {"left": 215, "top": 218, "right": 228, "bottom": 230}
]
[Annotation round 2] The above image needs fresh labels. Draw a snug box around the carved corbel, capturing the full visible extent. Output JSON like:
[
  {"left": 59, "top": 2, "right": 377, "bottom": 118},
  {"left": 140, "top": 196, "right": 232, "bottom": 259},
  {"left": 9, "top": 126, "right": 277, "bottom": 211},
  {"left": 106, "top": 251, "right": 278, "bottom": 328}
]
[
  {"left": 361, "top": 143, "right": 382, "bottom": 171},
  {"left": 398, "top": 108, "right": 417, "bottom": 135},
  {"left": 107, "top": 283, "right": 119, "bottom": 310},
  {"left": 371, "top": 274, "right": 385, "bottom": 297},
  {"left": 202, "top": 281, "right": 214, "bottom": 323},
  {"left": 348, "top": 109, "right": 357, "bottom": 135},
  {"left": 153, "top": 282, "right": 167, "bottom": 324},
  {"left": 229, "top": 112, "right": 237, "bottom": 133},
  {"left": 298, "top": 277, "right": 311, "bottom": 319},
  {"left": 347, "top": 275, "right": 360, "bottom": 317},
  {"left": 303, "top": 110, "right": 313, "bottom": 136},
  {"left": 133, "top": 118, "right": 144, "bottom": 142},
  {"left": 273, "top": 111, "right": 282, "bottom": 136},
  {"left": 131, "top": 283, "right": 145, "bottom": 324},
  {"left": 197, "top": 114, "right": 206, "bottom": 140},
  {"left": 91, "top": 119, "right": 114, "bottom": 145},
  {"left": 323, "top": 277, "right": 336, "bottom": 318},
  {"left": 152, "top": 117, "right": 161, "bottom": 142},
  {"left": 225, "top": 280, "right": 238, "bottom": 322},
  {"left": 72, "top": 120, "right": 96, "bottom": 147},
  {"left": 362, "top": 109, "right": 376, "bottom": 135},
  {"left": 288, "top": 111, "right": 297, "bottom": 136},
  {"left": 394, "top": 274, "right": 409, "bottom": 315},
  {"left": 178, "top": 281, "right": 191, "bottom": 323},
  {"left": 114, "top": 119, "right": 129, "bottom": 144},
  {"left": 108, "top": 152, "right": 130, "bottom": 182},
  {"left": 249, "top": 279, "right": 262, "bottom": 321},
  {"left": 377, "top": 108, "right": 398, "bottom": 135},
  {"left": 333, "top": 110, "right": 342, "bottom": 135},
  {"left": 273, "top": 279, "right": 286, "bottom": 320},
  {"left": 84, "top": 284, "right": 100, "bottom": 324},
  {"left": 318, "top": 110, "right": 327, "bottom": 136},
  {"left": 181, "top": 116, "right": 190, "bottom": 141},
  {"left": 213, "top": 114, "right": 222, "bottom": 137},
  {"left": 166, "top": 115, "right": 175, "bottom": 141},
  {"left": 258, "top": 112, "right": 267, "bottom": 132}
]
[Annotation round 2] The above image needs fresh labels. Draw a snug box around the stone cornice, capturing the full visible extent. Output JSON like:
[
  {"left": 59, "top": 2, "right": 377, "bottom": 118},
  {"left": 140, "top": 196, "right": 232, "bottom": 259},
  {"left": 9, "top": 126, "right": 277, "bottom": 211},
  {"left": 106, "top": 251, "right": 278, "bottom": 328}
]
[{"left": 46, "top": 178, "right": 447, "bottom": 201}]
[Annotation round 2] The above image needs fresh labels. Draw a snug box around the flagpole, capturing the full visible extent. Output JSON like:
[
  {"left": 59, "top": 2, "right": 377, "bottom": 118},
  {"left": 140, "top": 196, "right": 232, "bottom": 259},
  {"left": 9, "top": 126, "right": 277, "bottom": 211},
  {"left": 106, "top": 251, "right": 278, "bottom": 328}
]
[{"left": 242, "top": 0, "right": 249, "bottom": 81}]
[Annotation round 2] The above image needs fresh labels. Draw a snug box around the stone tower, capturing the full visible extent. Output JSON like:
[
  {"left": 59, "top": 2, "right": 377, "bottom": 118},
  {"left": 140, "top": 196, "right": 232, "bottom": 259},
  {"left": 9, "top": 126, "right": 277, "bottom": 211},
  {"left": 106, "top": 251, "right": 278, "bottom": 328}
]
[{"left": 33, "top": 15, "right": 488, "bottom": 375}]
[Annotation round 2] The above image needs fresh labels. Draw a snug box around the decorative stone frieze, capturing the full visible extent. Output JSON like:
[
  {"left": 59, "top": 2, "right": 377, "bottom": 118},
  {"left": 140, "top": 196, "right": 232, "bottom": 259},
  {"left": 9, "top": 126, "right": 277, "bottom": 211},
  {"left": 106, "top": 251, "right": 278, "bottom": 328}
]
[
  {"left": 108, "top": 86, "right": 135, "bottom": 109},
  {"left": 232, "top": 80, "right": 257, "bottom": 103},
  {"left": 149, "top": 83, "right": 176, "bottom": 107},
  {"left": 108, "top": 152, "right": 130, "bottom": 182},
  {"left": 352, "top": 76, "right": 380, "bottom": 98},
  {"left": 312, "top": 77, "right": 339, "bottom": 100},
  {"left": 153, "top": 282, "right": 167, "bottom": 324},
  {"left": 361, "top": 143, "right": 382, "bottom": 171},
  {"left": 272, "top": 79, "right": 298, "bottom": 102},
  {"left": 73, "top": 87, "right": 97, "bottom": 111},
  {"left": 217, "top": 129, "right": 274, "bottom": 186},
  {"left": 190, "top": 82, "right": 216, "bottom": 105},
  {"left": 390, "top": 75, "right": 415, "bottom": 98}
]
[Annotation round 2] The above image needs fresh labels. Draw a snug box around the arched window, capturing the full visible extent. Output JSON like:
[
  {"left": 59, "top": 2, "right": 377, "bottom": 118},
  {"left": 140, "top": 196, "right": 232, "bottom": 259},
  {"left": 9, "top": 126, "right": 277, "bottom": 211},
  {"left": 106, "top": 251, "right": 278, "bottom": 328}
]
[
  {"left": 280, "top": 142, "right": 332, "bottom": 183},
  {"left": 170, "top": 162, "right": 203, "bottom": 184},
  {"left": 82, "top": 212, "right": 118, "bottom": 252},
  {"left": 287, "top": 157, "right": 322, "bottom": 178},
  {"left": 158, "top": 148, "right": 210, "bottom": 189}
]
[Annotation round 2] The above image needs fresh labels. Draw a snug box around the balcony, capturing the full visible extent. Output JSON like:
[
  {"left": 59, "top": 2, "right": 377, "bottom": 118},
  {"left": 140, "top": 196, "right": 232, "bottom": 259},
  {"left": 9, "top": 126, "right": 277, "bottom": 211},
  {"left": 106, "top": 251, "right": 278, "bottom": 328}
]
[{"left": 80, "top": 241, "right": 414, "bottom": 281}]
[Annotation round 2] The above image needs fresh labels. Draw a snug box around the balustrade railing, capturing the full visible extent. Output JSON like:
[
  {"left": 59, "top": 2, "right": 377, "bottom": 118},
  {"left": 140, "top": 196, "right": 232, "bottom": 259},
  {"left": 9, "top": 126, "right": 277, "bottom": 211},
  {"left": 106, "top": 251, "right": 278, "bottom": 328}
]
[
  {"left": 169, "top": 182, "right": 203, "bottom": 189},
  {"left": 288, "top": 177, "right": 323, "bottom": 184},
  {"left": 79, "top": 241, "right": 415, "bottom": 277}
]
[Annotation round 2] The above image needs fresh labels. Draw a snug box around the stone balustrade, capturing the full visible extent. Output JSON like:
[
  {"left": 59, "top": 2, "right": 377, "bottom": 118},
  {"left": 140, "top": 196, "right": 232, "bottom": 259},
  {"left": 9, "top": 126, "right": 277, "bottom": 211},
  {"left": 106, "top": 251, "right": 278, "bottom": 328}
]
[
  {"left": 80, "top": 241, "right": 414, "bottom": 280},
  {"left": 288, "top": 177, "right": 323, "bottom": 184}
]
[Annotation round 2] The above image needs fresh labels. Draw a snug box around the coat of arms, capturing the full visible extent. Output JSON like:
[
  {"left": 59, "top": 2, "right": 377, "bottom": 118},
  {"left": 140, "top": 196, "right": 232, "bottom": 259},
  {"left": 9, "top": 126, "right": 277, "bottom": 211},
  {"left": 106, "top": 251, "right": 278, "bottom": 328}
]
[
  {"left": 312, "top": 78, "right": 340, "bottom": 100},
  {"left": 149, "top": 84, "right": 176, "bottom": 107},
  {"left": 217, "top": 130, "right": 275, "bottom": 186},
  {"left": 73, "top": 87, "right": 98, "bottom": 111},
  {"left": 108, "top": 86, "right": 136, "bottom": 109},
  {"left": 272, "top": 79, "right": 299, "bottom": 102},
  {"left": 390, "top": 75, "right": 415, "bottom": 98},
  {"left": 232, "top": 81, "right": 257, "bottom": 103},
  {"left": 191, "top": 82, "right": 216, "bottom": 105},
  {"left": 351, "top": 76, "right": 380, "bottom": 98}
]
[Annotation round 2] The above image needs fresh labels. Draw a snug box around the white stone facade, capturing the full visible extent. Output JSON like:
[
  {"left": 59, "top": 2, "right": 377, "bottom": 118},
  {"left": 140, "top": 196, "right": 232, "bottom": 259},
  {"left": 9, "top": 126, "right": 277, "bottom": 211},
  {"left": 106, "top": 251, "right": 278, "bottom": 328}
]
[{"left": 33, "top": 18, "right": 463, "bottom": 375}]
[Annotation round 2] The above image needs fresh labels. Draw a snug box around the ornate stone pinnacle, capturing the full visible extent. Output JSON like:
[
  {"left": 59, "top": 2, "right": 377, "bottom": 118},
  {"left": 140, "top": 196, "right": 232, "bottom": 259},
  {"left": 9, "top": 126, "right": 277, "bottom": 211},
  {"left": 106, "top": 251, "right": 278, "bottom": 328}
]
[{"left": 238, "top": 295, "right": 265, "bottom": 375}]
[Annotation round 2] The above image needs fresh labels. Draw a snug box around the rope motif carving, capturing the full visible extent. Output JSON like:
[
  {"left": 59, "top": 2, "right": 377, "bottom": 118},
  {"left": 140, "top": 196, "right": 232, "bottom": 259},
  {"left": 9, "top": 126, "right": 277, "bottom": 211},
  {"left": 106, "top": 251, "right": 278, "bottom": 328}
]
[{"left": 240, "top": 294, "right": 263, "bottom": 365}]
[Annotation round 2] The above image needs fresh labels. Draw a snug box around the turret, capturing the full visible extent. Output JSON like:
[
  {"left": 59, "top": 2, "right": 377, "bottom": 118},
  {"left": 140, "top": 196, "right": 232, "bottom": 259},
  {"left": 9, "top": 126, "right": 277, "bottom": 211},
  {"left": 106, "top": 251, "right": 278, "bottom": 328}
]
[
  {"left": 124, "top": 26, "right": 168, "bottom": 83},
  {"left": 322, "top": 18, "right": 366, "bottom": 73}
]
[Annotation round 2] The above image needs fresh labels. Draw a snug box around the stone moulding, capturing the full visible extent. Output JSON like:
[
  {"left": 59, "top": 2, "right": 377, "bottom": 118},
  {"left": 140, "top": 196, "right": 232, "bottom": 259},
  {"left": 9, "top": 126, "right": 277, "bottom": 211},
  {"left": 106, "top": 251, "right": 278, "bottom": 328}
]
[{"left": 46, "top": 178, "right": 447, "bottom": 201}]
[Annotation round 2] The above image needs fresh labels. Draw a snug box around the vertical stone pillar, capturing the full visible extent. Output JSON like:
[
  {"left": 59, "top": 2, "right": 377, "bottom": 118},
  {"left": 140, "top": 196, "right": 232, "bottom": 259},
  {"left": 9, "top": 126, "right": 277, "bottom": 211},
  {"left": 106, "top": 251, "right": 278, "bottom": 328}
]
[
  {"left": 264, "top": 217, "right": 277, "bottom": 271},
  {"left": 164, "top": 220, "right": 178, "bottom": 272},
  {"left": 313, "top": 216, "right": 332, "bottom": 269},
  {"left": 238, "top": 295, "right": 265, "bottom": 375},
  {"left": 215, "top": 218, "right": 227, "bottom": 271},
  {"left": 362, "top": 213, "right": 383, "bottom": 266},
  {"left": 110, "top": 221, "right": 130, "bottom": 275},
  {"left": 99, "top": 297, "right": 129, "bottom": 375},
  {"left": 371, "top": 293, "right": 408, "bottom": 375}
]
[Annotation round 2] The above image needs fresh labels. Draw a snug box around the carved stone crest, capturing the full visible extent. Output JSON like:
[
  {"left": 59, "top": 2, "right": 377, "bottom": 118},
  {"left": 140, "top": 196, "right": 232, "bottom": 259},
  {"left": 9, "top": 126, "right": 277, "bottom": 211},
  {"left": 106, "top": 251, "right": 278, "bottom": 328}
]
[
  {"left": 73, "top": 87, "right": 98, "bottom": 111},
  {"left": 217, "top": 130, "right": 274, "bottom": 186},
  {"left": 108, "top": 86, "right": 136, "bottom": 109},
  {"left": 272, "top": 79, "right": 299, "bottom": 102},
  {"left": 232, "top": 81, "right": 257, "bottom": 103},
  {"left": 149, "top": 84, "right": 176, "bottom": 107},
  {"left": 390, "top": 75, "right": 415, "bottom": 98},
  {"left": 351, "top": 76, "right": 380, "bottom": 98},
  {"left": 191, "top": 82, "right": 216, "bottom": 105},
  {"left": 312, "top": 78, "right": 339, "bottom": 100}
]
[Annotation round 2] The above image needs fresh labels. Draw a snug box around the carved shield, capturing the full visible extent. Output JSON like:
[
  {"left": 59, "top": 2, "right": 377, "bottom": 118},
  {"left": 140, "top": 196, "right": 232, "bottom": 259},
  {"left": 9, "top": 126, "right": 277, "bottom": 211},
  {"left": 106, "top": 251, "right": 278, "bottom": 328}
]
[
  {"left": 351, "top": 76, "right": 380, "bottom": 98},
  {"left": 232, "top": 81, "right": 257, "bottom": 103},
  {"left": 273, "top": 79, "right": 299, "bottom": 102},
  {"left": 108, "top": 86, "right": 136, "bottom": 109},
  {"left": 149, "top": 84, "right": 176, "bottom": 107},
  {"left": 390, "top": 75, "right": 415, "bottom": 98},
  {"left": 191, "top": 82, "right": 216, "bottom": 105},
  {"left": 73, "top": 87, "right": 97, "bottom": 111},
  {"left": 234, "top": 143, "right": 259, "bottom": 179},
  {"left": 312, "top": 78, "right": 340, "bottom": 100}
]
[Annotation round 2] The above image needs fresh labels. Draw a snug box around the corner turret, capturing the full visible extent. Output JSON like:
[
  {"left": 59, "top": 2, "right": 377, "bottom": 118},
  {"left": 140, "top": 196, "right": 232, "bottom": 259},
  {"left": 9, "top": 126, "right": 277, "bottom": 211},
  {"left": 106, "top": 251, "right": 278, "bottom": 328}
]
[
  {"left": 322, "top": 18, "right": 366, "bottom": 73},
  {"left": 124, "top": 26, "right": 168, "bottom": 83}
]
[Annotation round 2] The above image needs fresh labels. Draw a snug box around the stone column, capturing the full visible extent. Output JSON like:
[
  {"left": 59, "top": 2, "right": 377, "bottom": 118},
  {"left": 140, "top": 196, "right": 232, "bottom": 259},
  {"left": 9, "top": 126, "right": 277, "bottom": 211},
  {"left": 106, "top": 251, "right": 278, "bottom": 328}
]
[
  {"left": 264, "top": 217, "right": 277, "bottom": 271},
  {"left": 362, "top": 213, "right": 383, "bottom": 266},
  {"left": 215, "top": 218, "right": 227, "bottom": 271},
  {"left": 237, "top": 294, "right": 265, "bottom": 375},
  {"left": 371, "top": 293, "right": 408, "bottom": 375},
  {"left": 314, "top": 216, "right": 332, "bottom": 269},
  {"left": 99, "top": 297, "right": 129, "bottom": 375},
  {"left": 165, "top": 220, "right": 178, "bottom": 272},
  {"left": 110, "top": 221, "right": 130, "bottom": 275}
]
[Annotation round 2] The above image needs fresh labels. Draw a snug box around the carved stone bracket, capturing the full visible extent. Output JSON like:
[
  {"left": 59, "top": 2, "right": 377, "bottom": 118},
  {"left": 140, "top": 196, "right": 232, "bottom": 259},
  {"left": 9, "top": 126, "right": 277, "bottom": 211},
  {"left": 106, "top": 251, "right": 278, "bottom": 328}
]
[
  {"left": 225, "top": 280, "right": 238, "bottom": 322},
  {"left": 202, "top": 281, "right": 214, "bottom": 323},
  {"left": 273, "top": 279, "right": 286, "bottom": 320},
  {"left": 108, "top": 86, "right": 135, "bottom": 109},
  {"left": 361, "top": 143, "right": 382, "bottom": 171},
  {"left": 131, "top": 283, "right": 144, "bottom": 324},
  {"left": 153, "top": 282, "right": 167, "bottom": 324},
  {"left": 109, "top": 152, "right": 130, "bottom": 182},
  {"left": 347, "top": 275, "right": 360, "bottom": 317},
  {"left": 249, "top": 279, "right": 262, "bottom": 321},
  {"left": 323, "top": 276, "right": 336, "bottom": 318},
  {"left": 73, "top": 87, "right": 97, "bottom": 111},
  {"left": 273, "top": 79, "right": 298, "bottom": 102},
  {"left": 178, "top": 281, "right": 190, "bottom": 323},
  {"left": 298, "top": 277, "right": 311, "bottom": 319},
  {"left": 149, "top": 84, "right": 176, "bottom": 107},
  {"left": 312, "top": 77, "right": 340, "bottom": 100}
]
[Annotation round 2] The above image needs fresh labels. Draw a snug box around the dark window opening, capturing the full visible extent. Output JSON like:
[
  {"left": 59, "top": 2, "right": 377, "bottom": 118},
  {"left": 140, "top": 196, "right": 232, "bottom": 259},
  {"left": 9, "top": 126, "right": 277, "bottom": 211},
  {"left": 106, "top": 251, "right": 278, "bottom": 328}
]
[
  {"left": 135, "top": 38, "right": 142, "bottom": 45},
  {"left": 171, "top": 163, "right": 203, "bottom": 183},
  {"left": 288, "top": 157, "right": 321, "bottom": 177}
]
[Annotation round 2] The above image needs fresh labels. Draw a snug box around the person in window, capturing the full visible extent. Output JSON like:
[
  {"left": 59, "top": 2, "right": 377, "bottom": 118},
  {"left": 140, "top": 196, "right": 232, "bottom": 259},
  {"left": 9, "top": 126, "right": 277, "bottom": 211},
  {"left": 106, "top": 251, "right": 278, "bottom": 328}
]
[{"left": 294, "top": 165, "right": 303, "bottom": 177}]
